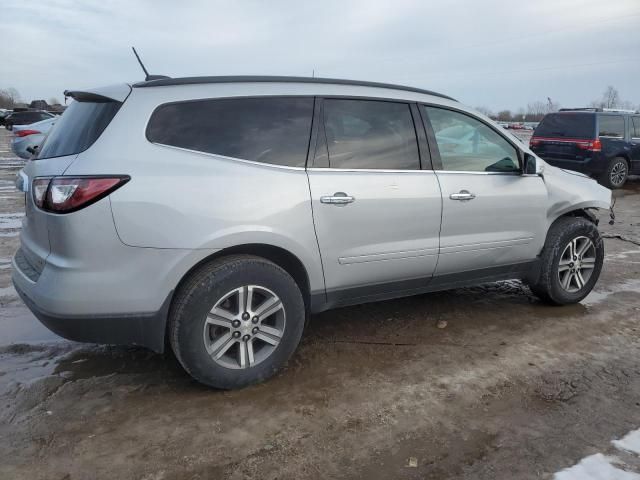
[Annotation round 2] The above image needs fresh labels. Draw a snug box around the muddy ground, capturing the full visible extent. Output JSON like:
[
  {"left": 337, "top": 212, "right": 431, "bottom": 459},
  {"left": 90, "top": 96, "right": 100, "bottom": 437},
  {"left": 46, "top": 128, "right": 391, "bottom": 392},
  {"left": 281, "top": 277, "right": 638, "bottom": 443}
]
[{"left": 1, "top": 128, "right": 639, "bottom": 480}]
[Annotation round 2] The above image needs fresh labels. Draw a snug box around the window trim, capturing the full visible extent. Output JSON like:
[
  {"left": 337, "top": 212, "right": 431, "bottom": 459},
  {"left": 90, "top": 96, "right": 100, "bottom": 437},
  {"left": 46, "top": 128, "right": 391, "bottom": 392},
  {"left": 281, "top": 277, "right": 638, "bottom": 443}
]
[
  {"left": 310, "top": 96, "right": 427, "bottom": 171},
  {"left": 419, "top": 103, "right": 524, "bottom": 175},
  {"left": 145, "top": 94, "right": 316, "bottom": 169}
]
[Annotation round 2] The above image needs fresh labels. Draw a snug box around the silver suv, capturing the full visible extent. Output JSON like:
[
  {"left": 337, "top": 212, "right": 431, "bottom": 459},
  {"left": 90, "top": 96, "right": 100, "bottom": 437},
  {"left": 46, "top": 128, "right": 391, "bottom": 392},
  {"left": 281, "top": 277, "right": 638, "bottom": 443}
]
[{"left": 13, "top": 76, "right": 611, "bottom": 389}]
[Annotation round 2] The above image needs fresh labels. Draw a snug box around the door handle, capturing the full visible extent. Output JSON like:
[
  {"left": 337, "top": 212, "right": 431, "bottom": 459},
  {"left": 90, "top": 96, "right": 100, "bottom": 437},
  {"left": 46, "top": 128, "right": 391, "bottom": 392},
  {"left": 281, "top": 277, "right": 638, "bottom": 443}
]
[
  {"left": 449, "top": 190, "right": 476, "bottom": 201},
  {"left": 320, "top": 192, "right": 356, "bottom": 205}
]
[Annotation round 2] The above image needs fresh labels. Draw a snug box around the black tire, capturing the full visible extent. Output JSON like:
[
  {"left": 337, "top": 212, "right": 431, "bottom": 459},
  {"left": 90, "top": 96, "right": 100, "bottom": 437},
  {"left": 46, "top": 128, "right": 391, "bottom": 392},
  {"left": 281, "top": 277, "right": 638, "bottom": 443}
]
[
  {"left": 169, "top": 255, "right": 305, "bottom": 389},
  {"left": 528, "top": 216, "right": 604, "bottom": 305},
  {"left": 600, "top": 157, "right": 628, "bottom": 189}
]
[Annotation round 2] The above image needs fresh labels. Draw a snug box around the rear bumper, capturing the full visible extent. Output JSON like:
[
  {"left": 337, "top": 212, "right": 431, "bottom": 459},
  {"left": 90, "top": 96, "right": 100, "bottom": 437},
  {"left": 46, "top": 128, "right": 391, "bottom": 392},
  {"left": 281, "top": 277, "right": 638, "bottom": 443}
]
[
  {"left": 14, "top": 280, "right": 172, "bottom": 353},
  {"left": 538, "top": 155, "right": 608, "bottom": 175}
]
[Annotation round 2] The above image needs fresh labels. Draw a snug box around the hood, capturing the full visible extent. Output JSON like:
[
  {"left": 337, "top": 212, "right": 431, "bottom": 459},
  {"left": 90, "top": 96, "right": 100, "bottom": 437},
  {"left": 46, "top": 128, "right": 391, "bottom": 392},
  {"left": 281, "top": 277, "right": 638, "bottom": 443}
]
[{"left": 542, "top": 162, "right": 611, "bottom": 221}]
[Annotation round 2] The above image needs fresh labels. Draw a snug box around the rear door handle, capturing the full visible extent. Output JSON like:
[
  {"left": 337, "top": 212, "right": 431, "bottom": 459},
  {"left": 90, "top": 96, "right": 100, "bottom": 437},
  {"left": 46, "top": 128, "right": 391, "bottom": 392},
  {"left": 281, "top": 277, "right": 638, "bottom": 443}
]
[
  {"left": 449, "top": 190, "right": 476, "bottom": 201},
  {"left": 320, "top": 192, "right": 356, "bottom": 205}
]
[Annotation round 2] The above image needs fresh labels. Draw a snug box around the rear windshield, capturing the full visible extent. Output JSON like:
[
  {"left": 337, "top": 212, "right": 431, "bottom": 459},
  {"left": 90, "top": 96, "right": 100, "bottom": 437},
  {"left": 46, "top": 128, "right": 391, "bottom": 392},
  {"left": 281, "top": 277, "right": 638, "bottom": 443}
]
[
  {"left": 37, "top": 100, "right": 121, "bottom": 159},
  {"left": 534, "top": 113, "right": 596, "bottom": 139}
]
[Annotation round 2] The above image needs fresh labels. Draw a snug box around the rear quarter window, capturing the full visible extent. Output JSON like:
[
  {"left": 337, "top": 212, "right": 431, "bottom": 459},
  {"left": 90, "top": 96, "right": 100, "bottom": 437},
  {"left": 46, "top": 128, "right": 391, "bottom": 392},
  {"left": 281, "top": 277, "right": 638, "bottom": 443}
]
[
  {"left": 598, "top": 115, "right": 625, "bottom": 138},
  {"left": 146, "top": 97, "right": 314, "bottom": 168},
  {"left": 37, "top": 100, "right": 121, "bottom": 159},
  {"left": 534, "top": 113, "right": 596, "bottom": 139}
]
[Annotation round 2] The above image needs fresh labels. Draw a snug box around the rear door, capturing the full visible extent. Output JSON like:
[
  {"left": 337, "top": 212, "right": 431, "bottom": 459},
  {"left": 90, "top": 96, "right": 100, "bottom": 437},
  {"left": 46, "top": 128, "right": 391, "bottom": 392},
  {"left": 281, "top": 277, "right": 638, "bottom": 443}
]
[
  {"left": 421, "top": 105, "right": 547, "bottom": 278},
  {"left": 307, "top": 98, "right": 442, "bottom": 304},
  {"left": 597, "top": 114, "right": 627, "bottom": 160}
]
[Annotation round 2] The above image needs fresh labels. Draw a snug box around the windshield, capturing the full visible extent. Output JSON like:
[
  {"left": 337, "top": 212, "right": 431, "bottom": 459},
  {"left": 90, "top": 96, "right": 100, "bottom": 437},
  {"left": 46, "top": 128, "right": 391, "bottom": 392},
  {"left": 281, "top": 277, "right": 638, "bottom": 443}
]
[
  {"left": 534, "top": 113, "right": 595, "bottom": 139},
  {"left": 37, "top": 100, "right": 121, "bottom": 159}
]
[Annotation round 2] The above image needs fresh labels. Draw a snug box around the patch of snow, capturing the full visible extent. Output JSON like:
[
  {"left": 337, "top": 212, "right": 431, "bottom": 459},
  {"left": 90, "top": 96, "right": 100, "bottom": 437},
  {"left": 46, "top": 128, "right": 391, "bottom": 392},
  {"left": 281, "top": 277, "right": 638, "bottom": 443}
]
[
  {"left": 614, "top": 430, "right": 640, "bottom": 455},
  {"left": 554, "top": 453, "right": 640, "bottom": 480},
  {"left": 0, "top": 285, "right": 17, "bottom": 298}
]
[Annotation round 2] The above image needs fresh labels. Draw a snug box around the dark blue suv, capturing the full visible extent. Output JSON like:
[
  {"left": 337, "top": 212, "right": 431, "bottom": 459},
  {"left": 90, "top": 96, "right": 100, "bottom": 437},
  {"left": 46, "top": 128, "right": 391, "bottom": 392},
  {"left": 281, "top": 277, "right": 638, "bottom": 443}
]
[{"left": 530, "top": 109, "right": 640, "bottom": 189}]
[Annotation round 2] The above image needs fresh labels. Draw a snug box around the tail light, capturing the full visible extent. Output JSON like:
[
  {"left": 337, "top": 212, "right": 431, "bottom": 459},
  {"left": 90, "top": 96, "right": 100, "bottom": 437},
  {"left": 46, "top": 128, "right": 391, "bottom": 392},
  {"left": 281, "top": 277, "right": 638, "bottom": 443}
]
[
  {"left": 529, "top": 137, "right": 541, "bottom": 147},
  {"left": 575, "top": 139, "right": 602, "bottom": 152},
  {"left": 32, "top": 176, "right": 130, "bottom": 213},
  {"left": 15, "top": 129, "right": 41, "bottom": 137}
]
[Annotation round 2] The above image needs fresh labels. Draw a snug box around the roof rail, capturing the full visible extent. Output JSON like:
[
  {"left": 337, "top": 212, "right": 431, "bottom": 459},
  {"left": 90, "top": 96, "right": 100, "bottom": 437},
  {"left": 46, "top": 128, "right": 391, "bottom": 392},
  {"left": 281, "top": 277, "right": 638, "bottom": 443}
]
[
  {"left": 132, "top": 75, "right": 457, "bottom": 101},
  {"left": 602, "top": 108, "right": 637, "bottom": 114},
  {"left": 559, "top": 107, "right": 601, "bottom": 112}
]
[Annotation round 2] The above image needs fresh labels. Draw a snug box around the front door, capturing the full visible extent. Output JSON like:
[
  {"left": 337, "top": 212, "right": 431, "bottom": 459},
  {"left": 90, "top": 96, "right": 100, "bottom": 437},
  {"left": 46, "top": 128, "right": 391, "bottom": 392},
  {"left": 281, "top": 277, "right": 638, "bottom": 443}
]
[
  {"left": 420, "top": 105, "right": 548, "bottom": 279},
  {"left": 307, "top": 98, "right": 442, "bottom": 305}
]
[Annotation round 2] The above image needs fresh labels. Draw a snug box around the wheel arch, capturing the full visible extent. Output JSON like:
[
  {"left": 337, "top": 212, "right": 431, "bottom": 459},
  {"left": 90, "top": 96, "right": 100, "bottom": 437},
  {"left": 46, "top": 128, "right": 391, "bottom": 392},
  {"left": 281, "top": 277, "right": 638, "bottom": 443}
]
[{"left": 171, "top": 243, "right": 313, "bottom": 313}]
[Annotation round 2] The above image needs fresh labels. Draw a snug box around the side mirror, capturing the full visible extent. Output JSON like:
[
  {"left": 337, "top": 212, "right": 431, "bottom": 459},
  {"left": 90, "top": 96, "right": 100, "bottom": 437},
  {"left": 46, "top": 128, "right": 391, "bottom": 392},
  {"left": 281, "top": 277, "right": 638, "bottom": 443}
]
[{"left": 523, "top": 153, "right": 537, "bottom": 175}]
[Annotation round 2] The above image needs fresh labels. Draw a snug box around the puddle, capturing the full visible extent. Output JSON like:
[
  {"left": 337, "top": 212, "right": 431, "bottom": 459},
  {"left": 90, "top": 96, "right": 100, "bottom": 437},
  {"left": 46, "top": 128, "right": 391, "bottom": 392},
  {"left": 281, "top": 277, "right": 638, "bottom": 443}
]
[{"left": 582, "top": 279, "right": 640, "bottom": 306}]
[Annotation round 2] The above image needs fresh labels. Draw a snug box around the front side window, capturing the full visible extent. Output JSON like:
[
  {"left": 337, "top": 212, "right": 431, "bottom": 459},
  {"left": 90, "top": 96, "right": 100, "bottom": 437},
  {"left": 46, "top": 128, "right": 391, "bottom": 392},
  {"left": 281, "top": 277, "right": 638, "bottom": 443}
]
[
  {"left": 598, "top": 115, "right": 625, "bottom": 138},
  {"left": 423, "top": 106, "right": 520, "bottom": 173},
  {"left": 147, "top": 97, "right": 314, "bottom": 167},
  {"left": 321, "top": 99, "right": 420, "bottom": 170}
]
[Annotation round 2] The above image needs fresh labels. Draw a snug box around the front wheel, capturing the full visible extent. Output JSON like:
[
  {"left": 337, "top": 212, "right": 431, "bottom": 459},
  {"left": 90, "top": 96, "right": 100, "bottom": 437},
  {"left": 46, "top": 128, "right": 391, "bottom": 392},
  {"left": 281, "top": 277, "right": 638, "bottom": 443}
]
[
  {"left": 169, "top": 255, "right": 305, "bottom": 389},
  {"left": 529, "top": 217, "right": 604, "bottom": 305}
]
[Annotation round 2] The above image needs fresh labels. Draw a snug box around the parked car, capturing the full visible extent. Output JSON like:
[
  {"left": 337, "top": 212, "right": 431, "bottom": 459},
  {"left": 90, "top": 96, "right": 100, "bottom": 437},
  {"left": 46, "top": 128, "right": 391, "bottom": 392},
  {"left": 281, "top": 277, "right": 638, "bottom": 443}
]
[
  {"left": 0, "top": 109, "right": 11, "bottom": 126},
  {"left": 4, "top": 110, "right": 54, "bottom": 131},
  {"left": 13, "top": 76, "right": 611, "bottom": 389},
  {"left": 11, "top": 117, "right": 57, "bottom": 159},
  {"left": 530, "top": 109, "right": 640, "bottom": 189}
]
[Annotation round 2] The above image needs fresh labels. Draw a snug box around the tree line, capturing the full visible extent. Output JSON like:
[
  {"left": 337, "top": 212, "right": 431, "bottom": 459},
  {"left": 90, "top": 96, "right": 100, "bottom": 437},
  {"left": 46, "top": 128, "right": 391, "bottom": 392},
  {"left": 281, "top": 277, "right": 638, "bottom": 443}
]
[
  {"left": 0, "top": 88, "right": 60, "bottom": 110},
  {"left": 477, "top": 85, "right": 638, "bottom": 123}
]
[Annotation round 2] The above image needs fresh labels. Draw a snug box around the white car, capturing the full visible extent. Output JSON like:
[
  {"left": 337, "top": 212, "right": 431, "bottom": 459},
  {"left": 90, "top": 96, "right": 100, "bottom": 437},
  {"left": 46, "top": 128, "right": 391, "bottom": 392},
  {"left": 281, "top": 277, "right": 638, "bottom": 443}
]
[{"left": 11, "top": 117, "right": 57, "bottom": 159}]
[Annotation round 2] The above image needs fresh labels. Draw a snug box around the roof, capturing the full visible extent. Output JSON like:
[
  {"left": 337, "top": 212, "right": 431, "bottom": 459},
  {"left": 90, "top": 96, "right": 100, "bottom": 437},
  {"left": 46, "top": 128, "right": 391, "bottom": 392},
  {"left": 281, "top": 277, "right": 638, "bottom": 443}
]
[{"left": 131, "top": 75, "right": 456, "bottom": 101}]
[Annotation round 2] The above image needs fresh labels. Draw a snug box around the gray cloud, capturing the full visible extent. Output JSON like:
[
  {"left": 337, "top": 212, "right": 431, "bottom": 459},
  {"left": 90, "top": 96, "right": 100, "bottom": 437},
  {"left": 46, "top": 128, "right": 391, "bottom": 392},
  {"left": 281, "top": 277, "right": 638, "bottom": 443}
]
[{"left": 1, "top": 0, "right": 638, "bottom": 110}]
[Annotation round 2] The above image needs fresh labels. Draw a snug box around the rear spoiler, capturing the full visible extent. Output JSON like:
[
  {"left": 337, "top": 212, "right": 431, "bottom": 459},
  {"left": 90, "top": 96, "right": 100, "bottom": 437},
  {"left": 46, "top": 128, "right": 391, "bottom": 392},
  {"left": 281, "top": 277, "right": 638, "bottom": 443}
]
[{"left": 63, "top": 84, "right": 132, "bottom": 103}]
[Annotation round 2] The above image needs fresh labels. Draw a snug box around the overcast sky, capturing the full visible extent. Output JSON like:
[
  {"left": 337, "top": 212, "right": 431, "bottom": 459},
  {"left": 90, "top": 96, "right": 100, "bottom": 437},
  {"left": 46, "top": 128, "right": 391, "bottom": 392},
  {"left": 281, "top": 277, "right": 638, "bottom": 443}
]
[{"left": 2, "top": 0, "right": 639, "bottom": 111}]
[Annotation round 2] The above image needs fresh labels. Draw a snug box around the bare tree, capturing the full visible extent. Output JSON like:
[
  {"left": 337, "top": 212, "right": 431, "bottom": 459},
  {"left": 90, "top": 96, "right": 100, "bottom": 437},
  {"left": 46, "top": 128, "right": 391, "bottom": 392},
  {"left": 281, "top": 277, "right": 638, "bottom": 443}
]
[
  {"left": 48, "top": 97, "right": 61, "bottom": 106},
  {"left": 0, "top": 87, "right": 21, "bottom": 109},
  {"left": 602, "top": 86, "right": 620, "bottom": 109},
  {"left": 496, "top": 110, "right": 513, "bottom": 122},
  {"left": 475, "top": 106, "right": 494, "bottom": 118}
]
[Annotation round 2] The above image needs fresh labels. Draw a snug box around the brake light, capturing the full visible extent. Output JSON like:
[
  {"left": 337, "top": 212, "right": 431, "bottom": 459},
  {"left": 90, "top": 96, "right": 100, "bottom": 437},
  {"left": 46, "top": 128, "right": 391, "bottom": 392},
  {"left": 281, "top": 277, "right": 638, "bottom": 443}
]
[
  {"left": 529, "top": 137, "right": 541, "bottom": 147},
  {"left": 15, "top": 129, "right": 41, "bottom": 137},
  {"left": 31, "top": 176, "right": 130, "bottom": 213},
  {"left": 575, "top": 139, "right": 602, "bottom": 152}
]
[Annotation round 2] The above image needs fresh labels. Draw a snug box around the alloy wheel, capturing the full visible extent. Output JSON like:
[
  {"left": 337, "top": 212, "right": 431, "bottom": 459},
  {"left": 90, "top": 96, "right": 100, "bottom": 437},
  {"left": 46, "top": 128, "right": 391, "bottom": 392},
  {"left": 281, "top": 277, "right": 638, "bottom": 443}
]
[
  {"left": 610, "top": 161, "right": 627, "bottom": 187},
  {"left": 203, "top": 285, "right": 286, "bottom": 369},
  {"left": 557, "top": 236, "right": 596, "bottom": 293}
]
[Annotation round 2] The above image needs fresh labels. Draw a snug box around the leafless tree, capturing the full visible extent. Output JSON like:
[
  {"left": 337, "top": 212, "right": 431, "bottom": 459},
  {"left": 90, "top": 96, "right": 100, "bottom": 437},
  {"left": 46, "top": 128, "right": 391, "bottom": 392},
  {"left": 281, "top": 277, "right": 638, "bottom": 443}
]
[
  {"left": 475, "top": 106, "right": 494, "bottom": 118},
  {"left": 0, "top": 88, "right": 21, "bottom": 109},
  {"left": 496, "top": 110, "right": 513, "bottom": 122},
  {"left": 48, "top": 97, "right": 61, "bottom": 106},
  {"left": 602, "top": 85, "right": 620, "bottom": 109}
]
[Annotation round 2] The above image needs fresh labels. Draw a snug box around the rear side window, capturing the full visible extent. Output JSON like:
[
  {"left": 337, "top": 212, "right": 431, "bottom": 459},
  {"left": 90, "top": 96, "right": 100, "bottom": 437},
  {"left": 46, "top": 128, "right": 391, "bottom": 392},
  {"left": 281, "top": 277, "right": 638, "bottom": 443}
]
[
  {"left": 632, "top": 118, "right": 640, "bottom": 139},
  {"left": 147, "top": 97, "right": 314, "bottom": 167},
  {"left": 37, "top": 101, "right": 121, "bottom": 159},
  {"left": 320, "top": 99, "right": 420, "bottom": 170},
  {"left": 534, "top": 113, "right": 595, "bottom": 139},
  {"left": 598, "top": 115, "right": 625, "bottom": 138}
]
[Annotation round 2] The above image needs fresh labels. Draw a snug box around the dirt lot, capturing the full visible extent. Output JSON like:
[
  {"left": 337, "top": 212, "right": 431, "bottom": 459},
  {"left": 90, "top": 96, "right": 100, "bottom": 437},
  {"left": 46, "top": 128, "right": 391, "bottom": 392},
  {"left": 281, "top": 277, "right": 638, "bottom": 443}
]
[{"left": 1, "top": 128, "right": 640, "bottom": 480}]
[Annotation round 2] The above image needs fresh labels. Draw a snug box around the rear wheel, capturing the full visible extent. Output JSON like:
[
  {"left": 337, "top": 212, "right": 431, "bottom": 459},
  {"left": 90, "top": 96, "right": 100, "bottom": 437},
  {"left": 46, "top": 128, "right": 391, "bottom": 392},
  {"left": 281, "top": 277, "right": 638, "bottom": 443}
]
[
  {"left": 600, "top": 157, "right": 628, "bottom": 189},
  {"left": 169, "top": 255, "right": 305, "bottom": 389},
  {"left": 529, "top": 217, "right": 604, "bottom": 305}
]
